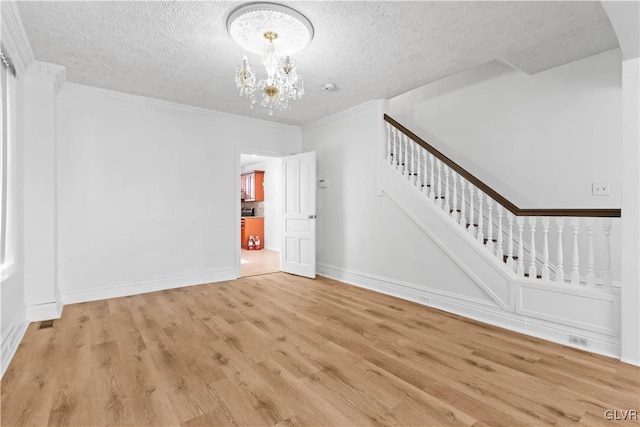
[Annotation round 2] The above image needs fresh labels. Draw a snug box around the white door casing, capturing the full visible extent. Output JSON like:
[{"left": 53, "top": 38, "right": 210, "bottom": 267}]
[{"left": 281, "top": 152, "right": 316, "bottom": 278}]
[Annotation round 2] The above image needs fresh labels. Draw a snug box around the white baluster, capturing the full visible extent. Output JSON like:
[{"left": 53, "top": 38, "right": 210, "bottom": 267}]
[
  {"left": 496, "top": 203, "right": 504, "bottom": 261},
  {"left": 415, "top": 146, "right": 420, "bottom": 185},
  {"left": 528, "top": 217, "right": 537, "bottom": 279},
  {"left": 386, "top": 123, "right": 392, "bottom": 164},
  {"left": 394, "top": 129, "right": 401, "bottom": 172},
  {"left": 429, "top": 154, "right": 435, "bottom": 200},
  {"left": 444, "top": 167, "right": 451, "bottom": 213},
  {"left": 486, "top": 195, "right": 494, "bottom": 252},
  {"left": 409, "top": 140, "right": 416, "bottom": 184},
  {"left": 586, "top": 218, "right": 596, "bottom": 287},
  {"left": 603, "top": 218, "right": 612, "bottom": 290},
  {"left": 391, "top": 128, "right": 400, "bottom": 169},
  {"left": 459, "top": 178, "right": 466, "bottom": 228},
  {"left": 468, "top": 184, "right": 475, "bottom": 237},
  {"left": 555, "top": 218, "right": 565, "bottom": 283},
  {"left": 422, "top": 148, "right": 429, "bottom": 195},
  {"left": 403, "top": 136, "right": 409, "bottom": 178},
  {"left": 413, "top": 142, "right": 418, "bottom": 182},
  {"left": 516, "top": 216, "right": 525, "bottom": 277},
  {"left": 571, "top": 218, "right": 581, "bottom": 285},
  {"left": 416, "top": 148, "right": 422, "bottom": 189},
  {"left": 451, "top": 173, "right": 459, "bottom": 222},
  {"left": 506, "top": 213, "right": 515, "bottom": 271},
  {"left": 436, "top": 159, "right": 443, "bottom": 208},
  {"left": 476, "top": 190, "right": 484, "bottom": 243},
  {"left": 541, "top": 217, "right": 550, "bottom": 281}
]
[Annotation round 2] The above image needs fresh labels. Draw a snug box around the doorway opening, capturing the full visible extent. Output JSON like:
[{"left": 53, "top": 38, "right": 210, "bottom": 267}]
[{"left": 239, "top": 153, "right": 282, "bottom": 277}]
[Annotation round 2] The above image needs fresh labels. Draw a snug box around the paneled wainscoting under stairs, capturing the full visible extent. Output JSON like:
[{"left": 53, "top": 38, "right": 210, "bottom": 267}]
[{"left": 374, "top": 115, "right": 622, "bottom": 359}]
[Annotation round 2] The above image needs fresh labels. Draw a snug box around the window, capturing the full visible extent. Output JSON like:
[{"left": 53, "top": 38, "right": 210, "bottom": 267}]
[{"left": 1, "top": 45, "right": 16, "bottom": 273}]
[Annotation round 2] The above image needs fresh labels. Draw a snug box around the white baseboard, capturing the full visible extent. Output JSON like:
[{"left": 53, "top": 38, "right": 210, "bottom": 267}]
[
  {"left": 1, "top": 322, "right": 28, "bottom": 379},
  {"left": 60, "top": 267, "right": 237, "bottom": 305},
  {"left": 621, "top": 357, "right": 640, "bottom": 367},
  {"left": 317, "top": 262, "right": 621, "bottom": 360},
  {"left": 318, "top": 262, "right": 497, "bottom": 309},
  {"left": 26, "top": 301, "right": 63, "bottom": 322}
]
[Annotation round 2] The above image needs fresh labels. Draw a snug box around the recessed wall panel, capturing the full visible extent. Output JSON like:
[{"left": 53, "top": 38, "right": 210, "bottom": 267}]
[
  {"left": 285, "top": 218, "right": 310, "bottom": 232},
  {"left": 300, "top": 239, "right": 310, "bottom": 265},
  {"left": 286, "top": 238, "right": 299, "bottom": 263}
]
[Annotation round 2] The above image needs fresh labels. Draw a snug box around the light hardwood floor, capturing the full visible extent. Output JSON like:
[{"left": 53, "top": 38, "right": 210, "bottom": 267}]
[
  {"left": 2, "top": 273, "right": 639, "bottom": 426},
  {"left": 241, "top": 248, "right": 280, "bottom": 277}
]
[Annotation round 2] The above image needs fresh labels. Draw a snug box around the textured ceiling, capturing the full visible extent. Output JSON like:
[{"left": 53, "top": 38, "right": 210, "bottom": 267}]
[{"left": 17, "top": 1, "right": 619, "bottom": 126}]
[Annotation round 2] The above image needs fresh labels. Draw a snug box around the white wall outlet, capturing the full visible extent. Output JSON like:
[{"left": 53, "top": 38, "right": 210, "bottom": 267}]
[
  {"left": 592, "top": 182, "right": 610, "bottom": 196},
  {"left": 569, "top": 335, "right": 589, "bottom": 348},
  {"left": 318, "top": 178, "right": 328, "bottom": 188}
]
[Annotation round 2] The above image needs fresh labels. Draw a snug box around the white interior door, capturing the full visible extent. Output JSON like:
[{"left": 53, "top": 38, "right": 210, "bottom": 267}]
[{"left": 281, "top": 151, "right": 316, "bottom": 278}]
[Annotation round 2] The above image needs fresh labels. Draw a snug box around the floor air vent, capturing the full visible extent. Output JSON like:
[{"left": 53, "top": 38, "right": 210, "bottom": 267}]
[{"left": 38, "top": 320, "right": 54, "bottom": 329}]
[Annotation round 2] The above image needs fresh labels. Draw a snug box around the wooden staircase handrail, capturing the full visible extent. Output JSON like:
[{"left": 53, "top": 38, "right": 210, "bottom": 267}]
[{"left": 384, "top": 114, "right": 621, "bottom": 218}]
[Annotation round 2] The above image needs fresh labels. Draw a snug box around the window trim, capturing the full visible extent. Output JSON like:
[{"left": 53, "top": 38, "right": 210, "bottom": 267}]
[{"left": 1, "top": 46, "right": 16, "bottom": 283}]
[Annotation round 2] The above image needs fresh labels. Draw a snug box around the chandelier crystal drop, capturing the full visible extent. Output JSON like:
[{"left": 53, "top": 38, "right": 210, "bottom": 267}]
[
  {"left": 235, "top": 55, "right": 256, "bottom": 97},
  {"left": 227, "top": 3, "right": 313, "bottom": 115}
]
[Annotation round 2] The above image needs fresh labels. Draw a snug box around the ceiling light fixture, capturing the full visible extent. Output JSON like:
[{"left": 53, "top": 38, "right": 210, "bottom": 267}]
[{"left": 227, "top": 3, "right": 313, "bottom": 115}]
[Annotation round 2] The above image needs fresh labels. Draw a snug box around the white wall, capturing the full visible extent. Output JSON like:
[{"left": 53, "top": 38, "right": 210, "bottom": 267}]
[
  {"left": 390, "top": 49, "right": 624, "bottom": 283},
  {"left": 303, "top": 102, "right": 494, "bottom": 303},
  {"left": 1, "top": 0, "right": 34, "bottom": 378},
  {"left": 620, "top": 57, "right": 640, "bottom": 365},
  {"left": 1, "top": 68, "right": 27, "bottom": 377},
  {"left": 390, "top": 49, "right": 622, "bottom": 209},
  {"left": 56, "top": 85, "right": 300, "bottom": 301},
  {"left": 242, "top": 157, "right": 283, "bottom": 252},
  {"left": 603, "top": 0, "right": 640, "bottom": 367},
  {"left": 22, "top": 64, "right": 65, "bottom": 320}
]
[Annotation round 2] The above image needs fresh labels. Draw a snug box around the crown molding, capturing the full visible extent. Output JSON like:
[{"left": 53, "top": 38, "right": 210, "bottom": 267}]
[
  {"left": 0, "top": 1, "right": 35, "bottom": 76},
  {"left": 302, "top": 99, "right": 382, "bottom": 133},
  {"left": 60, "top": 82, "right": 302, "bottom": 134},
  {"left": 26, "top": 61, "right": 67, "bottom": 91}
]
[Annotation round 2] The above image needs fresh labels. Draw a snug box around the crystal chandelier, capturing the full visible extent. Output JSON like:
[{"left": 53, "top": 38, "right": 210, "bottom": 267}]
[{"left": 227, "top": 3, "right": 314, "bottom": 115}]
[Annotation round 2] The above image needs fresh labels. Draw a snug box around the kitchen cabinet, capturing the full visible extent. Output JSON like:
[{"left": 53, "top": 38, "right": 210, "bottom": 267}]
[
  {"left": 241, "top": 217, "right": 264, "bottom": 249},
  {"left": 241, "top": 171, "right": 264, "bottom": 201}
]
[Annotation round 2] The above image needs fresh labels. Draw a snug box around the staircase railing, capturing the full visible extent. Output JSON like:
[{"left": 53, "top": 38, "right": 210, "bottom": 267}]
[{"left": 384, "top": 114, "right": 621, "bottom": 289}]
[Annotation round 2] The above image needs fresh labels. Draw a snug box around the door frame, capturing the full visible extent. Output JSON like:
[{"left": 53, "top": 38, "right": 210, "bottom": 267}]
[{"left": 235, "top": 145, "right": 289, "bottom": 278}]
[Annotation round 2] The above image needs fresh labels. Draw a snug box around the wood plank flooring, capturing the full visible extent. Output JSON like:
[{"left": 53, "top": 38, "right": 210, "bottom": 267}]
[
  {"left": 2, "top": 273, "right": 639, "bottom": 426},
  {"left": 240, "top": 249, "right": 280, "bottom": 277}
]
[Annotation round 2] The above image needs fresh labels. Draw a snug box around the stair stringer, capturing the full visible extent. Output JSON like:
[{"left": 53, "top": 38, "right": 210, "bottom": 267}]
[{"left": 382, "top": 161, "right": 516, "bottom": 312}]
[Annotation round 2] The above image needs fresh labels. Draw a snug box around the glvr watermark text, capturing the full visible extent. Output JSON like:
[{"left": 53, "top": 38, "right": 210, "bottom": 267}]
[{"left": 604, "top": 409, "right": 638, "bottom": 421}]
